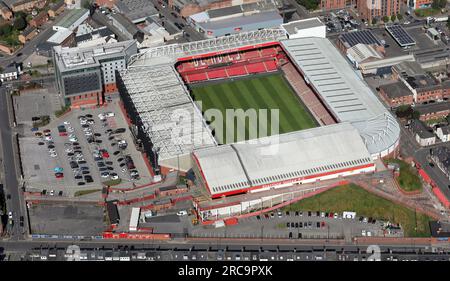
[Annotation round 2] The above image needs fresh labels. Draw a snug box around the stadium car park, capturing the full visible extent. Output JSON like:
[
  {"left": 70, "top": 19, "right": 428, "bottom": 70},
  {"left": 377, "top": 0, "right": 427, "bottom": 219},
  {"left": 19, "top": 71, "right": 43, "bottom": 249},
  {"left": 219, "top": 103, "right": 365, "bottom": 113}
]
[{"left": 20, "top": 103, "right": 150, "bottom": 196}]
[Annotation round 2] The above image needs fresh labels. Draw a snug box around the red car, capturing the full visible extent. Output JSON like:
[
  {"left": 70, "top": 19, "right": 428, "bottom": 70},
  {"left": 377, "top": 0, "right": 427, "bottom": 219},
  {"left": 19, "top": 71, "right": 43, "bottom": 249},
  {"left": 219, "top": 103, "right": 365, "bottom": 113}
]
[
  {"left": 59, "top": 132, "right": 68, "bottom": 136},
  {"left": 43, "top": 129, "right": 51, "bottom": 134},
  {"left": 102, "top": 151, "right": 110, "bottom": 158},
  {"left": 55, "top": 173, "right": 64, "bottom": 179}
]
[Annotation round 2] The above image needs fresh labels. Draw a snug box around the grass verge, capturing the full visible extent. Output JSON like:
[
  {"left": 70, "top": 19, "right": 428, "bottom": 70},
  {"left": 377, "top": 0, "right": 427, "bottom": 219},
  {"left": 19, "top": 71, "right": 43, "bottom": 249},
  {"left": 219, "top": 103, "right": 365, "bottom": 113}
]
[
  {"left": 282, "top": 184, "right": 431, "bottom": 237},
  {"left": 74, "top": 189, "right": 101, "bottom": 197},
  {"left": 385, "top": 159, "right": 422, "bottom": 192}
]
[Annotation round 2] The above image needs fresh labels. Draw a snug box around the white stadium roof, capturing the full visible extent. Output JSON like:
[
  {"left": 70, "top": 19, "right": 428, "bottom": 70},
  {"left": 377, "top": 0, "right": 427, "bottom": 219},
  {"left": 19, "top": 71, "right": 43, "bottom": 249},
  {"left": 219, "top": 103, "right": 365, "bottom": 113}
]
[
  {"left": 280, "top": 37, "right": 400, "bottom": 156},
  {"left": 194, "top": 123, "right": 373, "bottom": 196},
  {"left": 119, "top": 28, "right": 399, "bottom": 186},
  {"left": 119, "top": 64, "right": 217, "bottom": 164}
]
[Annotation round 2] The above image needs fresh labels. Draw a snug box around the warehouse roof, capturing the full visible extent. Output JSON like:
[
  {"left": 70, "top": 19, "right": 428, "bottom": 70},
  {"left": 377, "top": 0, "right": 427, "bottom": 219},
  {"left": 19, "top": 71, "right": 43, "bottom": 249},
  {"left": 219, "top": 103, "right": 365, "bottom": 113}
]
[
  {"left": 415, "top": 102, "right": 450, "bottom": 115},
  {"left": 379, "top": 82, "right": 412, "bottom": 98},
  {"left": 194, "top": 123, "right": 373, "bottom": 196},
  {"left": 197, "top": 10, "right": 282, "bottom": 31},
  {"left": 281, "top": 18, "right": 325, "bottom": 36},
  {"left": 55, "top": 8, "right": 88, "bottom": 29},
  {"left": 281, "top": 37, "right": 400, "bottom": 156}
]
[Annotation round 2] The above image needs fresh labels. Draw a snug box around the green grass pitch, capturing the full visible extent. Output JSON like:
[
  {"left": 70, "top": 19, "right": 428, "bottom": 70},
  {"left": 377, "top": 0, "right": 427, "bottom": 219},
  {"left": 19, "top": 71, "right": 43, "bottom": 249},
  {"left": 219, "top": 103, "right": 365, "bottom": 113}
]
[{"left": 190, "top": 74, "right": 318, "bottom": 144}]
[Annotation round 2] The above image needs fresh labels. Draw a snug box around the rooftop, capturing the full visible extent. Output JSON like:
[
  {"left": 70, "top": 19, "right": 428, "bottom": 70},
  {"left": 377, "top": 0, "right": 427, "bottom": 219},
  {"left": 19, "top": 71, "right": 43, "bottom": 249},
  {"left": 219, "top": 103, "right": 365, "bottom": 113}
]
[
  {"left": 379, "top": 82, "right": 412, "bottom": 99},
  {"left": 194, "top": 122, "right": 373, "bottom": 196},
  {"left": 196, "top": 10, "right": 282, "bottom": 31},
  {"left": 55, "top": 8, "right": 89, "bottom": 29},
  {"left": 118, "top": 64, "right": 217, "bottom": 165},
  {"left": 393, "top": 61, "right": 425, "bottom": 77},
  {"left": 411, "top": 120, "right": 434, "bottom": 139},
  {"left": 281, "top": 37, "right": 400, "bottom": 156},
  {"left": 346, "top": 43, "right": 383, "bottom": 63},
  {"left": 339, "top": 30, "right": 382, "bottom": 49},
  {"left": 281, "top": 18, "right": 325, "bottom": 35},
  {"left": 53, "top": 40, "right": 136, "bottom": 72},
  {"left": 415, "top": 101, "right": 450, "bottom": 115},
  {"left": 114, "top": 0, "right": 158, "bottom": 22}
]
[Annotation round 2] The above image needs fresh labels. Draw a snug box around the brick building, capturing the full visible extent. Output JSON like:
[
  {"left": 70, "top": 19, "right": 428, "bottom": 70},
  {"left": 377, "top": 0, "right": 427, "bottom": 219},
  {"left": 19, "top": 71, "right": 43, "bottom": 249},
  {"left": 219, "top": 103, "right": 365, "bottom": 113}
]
[
  {"left": 0, "top": 1, "right": 12, "bottom": 20},
  {"left": 357, "top": 0, "right": 400, "bottom": 23},
  {"left": 48, "top": 0, "right": 65, "bottom": 18},
  {"left": 415, "top": 102, "right": 450, "bottom": 122},
  {"left": 29, "top": 10, "right": 48, "bottom": 27},
  {"left": 53, "top": 40, "right": 137, "bottom": 108},
  {"left": 18, "top": 26, "right": 37, "bottom": 43},
  {"left": 11, "top": 0, "right": 46, "bottom": 12},
  {"left": 320, "top": 0, "right": 355, "bottom": 10},
  {"left": 379, "top": 82, "right": 413, "bottom": 107}
]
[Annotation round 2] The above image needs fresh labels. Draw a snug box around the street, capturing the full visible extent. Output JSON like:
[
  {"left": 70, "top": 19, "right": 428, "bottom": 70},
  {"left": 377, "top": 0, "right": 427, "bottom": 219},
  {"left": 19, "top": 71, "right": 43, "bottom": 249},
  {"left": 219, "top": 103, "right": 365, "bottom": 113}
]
[{"left": 0, "top": 87, "right": 26, "bottom": 240}]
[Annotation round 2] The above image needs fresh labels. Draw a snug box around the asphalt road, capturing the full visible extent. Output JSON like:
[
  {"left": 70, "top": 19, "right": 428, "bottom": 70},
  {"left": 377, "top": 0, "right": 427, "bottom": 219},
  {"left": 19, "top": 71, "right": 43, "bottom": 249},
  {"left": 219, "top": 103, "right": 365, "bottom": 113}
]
[
  {"left": 0, "top": 27, "right": 54, "bottom": 69},
  {"left": 0, "top": 87, "right": 26, "bottom": 240}
]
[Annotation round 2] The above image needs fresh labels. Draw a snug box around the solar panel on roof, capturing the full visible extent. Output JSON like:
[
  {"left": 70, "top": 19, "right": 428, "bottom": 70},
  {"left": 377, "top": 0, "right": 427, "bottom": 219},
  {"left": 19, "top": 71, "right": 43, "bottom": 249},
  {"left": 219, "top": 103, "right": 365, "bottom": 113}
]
[
  {"left": 385, "top": 25, "right": 416, "bottom": 47},
  {"left": 340, "top": 30, "right": 381, "bottom": 47}
]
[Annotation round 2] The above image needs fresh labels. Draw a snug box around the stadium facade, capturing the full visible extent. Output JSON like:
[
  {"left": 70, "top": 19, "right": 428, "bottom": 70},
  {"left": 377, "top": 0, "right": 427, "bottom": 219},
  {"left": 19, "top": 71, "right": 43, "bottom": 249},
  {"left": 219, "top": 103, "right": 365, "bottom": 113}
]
[{"left": 117, "top": 25, "right": 400, "bottom": 219}]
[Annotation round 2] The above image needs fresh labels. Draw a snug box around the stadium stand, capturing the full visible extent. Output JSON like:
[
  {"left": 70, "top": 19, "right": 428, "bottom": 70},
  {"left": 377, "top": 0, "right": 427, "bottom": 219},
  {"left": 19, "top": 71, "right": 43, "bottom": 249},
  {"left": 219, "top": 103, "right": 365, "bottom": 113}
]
[{"left": 176, "top": 45, "right": 287, "bottom": 83}]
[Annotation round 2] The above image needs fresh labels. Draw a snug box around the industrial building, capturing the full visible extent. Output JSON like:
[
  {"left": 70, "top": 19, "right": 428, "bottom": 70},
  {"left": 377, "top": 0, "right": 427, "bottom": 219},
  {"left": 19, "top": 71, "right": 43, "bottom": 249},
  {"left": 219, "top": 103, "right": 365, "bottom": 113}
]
[
  {"left": 53, "top": 40, "right": 137, "bottom": 108},
  {"left": 189, "top": 7, "right": 283, "bottom": 38}
]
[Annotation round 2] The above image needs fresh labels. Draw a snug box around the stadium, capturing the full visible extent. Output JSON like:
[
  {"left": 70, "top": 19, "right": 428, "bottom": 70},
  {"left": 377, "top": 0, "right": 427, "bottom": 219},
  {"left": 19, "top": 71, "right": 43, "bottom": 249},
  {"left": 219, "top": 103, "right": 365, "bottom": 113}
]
[{"left": 117, "top": 25, "right": 400, "bottom": 220}]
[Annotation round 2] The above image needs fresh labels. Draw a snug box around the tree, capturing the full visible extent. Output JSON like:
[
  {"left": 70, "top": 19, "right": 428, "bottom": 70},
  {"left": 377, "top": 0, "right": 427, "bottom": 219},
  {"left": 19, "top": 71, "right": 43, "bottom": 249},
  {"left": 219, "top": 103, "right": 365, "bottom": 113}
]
[
  {"left": 391, "top": 14, "right": 397, "bottom": 22},
  {"left": 431, "top": 0, "right": 446, "bottom": 9},
  {"left": 383, "top": 16, "right": 390, "bottom": 23},
  {"left": 372, "top": 18, "right": 377, "bottom": 25},
  {"left": 397, "top": 14, "right": 403, "bottom": 21},
  {"left": 296, "top": 0, "right": 320, "bottom": 11},
  {"left": 13, "top": 16, "right": 26, "bottom": 31}
]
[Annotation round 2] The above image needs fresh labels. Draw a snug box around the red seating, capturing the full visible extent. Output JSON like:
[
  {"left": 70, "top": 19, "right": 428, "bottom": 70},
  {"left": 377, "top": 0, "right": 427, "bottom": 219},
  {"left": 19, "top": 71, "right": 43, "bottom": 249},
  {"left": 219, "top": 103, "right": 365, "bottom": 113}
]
[
  {"left": 207, "top": 69, "right": 228, "bottom": 79},
  {"left": 186, "top": 73, "right": 208, "bottom": 83},
  {"left": 264, "top": 60, "right": 278, "bottom": 71},
  {"left": 226, "top": 66, "right": 247, "bottom": 77},
  {"left": 177, "top": 44, "right": 284, "bottom": 83},
  {"left": 246, "top": 62, "right": 267, "bottom": 74}
]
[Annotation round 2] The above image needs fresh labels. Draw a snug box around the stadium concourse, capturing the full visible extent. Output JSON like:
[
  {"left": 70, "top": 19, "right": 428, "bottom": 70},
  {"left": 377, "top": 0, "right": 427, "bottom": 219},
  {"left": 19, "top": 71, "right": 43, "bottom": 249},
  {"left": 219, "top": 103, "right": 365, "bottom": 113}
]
[{"left": 117, "top": 27, "right": 400, "bottom": 221}]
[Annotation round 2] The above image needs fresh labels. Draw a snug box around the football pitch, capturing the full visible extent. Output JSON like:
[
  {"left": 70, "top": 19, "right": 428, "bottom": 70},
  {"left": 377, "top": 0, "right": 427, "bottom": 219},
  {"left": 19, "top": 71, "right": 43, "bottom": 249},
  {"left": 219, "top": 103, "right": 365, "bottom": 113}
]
[{"left": 191, "top": 74, "right": 318, "bottom": 144}]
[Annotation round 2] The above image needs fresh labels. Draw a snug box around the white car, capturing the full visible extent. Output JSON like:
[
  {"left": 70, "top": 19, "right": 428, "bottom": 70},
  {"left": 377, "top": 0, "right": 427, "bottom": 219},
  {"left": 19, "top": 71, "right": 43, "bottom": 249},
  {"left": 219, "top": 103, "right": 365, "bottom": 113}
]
[
  {"left": 50, "top": 190, "right": 55, "bottom": 196},
  {"left": 63, "top": 121, "right": 71, "bottom": 125},
  {"left": 80, "top": 119, "right": 87, "bottom": 125},
  {"left": 361, "top": 230, "right": 366, "bottom": 236},
  {"left": 65, "top": 148, "right": 73, "bottom": 153},
  {"left": 67, "top": 127, "right": 74, "bottom": 132},
  {"left": 49, "top": 152, "right": 58, "bottom": 158},
  {"left": 44, "top": 136, "right": 53, "bottom": 141},
  {"left": 404, "top": 21, "right": 410, "bottom": 25},
  {"left": 367, "top": 231, "right": 372, "bottom": 237},
  {"left": 177, "top": 210, "right": 188, "bottom": 216},
  {"left": 69, "top": 137, "right": 78, "bottom": 142},
  {"left": 8, "top": 211, "right": 13, "bottom": 219},
  {"left": 110, "top": 174, "right": 119, "bottom": 180},
  {"left": 98, "top": 113, "right": 106, "bottom": 120},
  {"left": 105, "top": 112, "right": 115, "bottom": 117}
]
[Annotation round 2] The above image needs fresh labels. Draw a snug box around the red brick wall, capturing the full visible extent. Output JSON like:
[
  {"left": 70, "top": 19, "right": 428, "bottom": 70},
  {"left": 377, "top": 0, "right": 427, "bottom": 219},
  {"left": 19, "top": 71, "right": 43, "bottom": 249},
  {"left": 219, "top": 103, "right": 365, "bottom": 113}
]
[
  {"left": 104, "top": 82, "right": 118, "bottom": 95},
  {"left": 69, "top": 91, "right": 102, "bottom": 108},
  {"left": 321, "top": 0, "right": 347, "bottom": 10}
]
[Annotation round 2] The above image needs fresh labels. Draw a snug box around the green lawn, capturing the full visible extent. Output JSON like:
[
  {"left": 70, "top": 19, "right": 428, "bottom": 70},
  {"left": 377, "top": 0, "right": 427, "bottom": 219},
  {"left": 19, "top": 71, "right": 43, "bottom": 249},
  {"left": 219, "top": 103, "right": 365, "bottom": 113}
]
[
  {"left": 414, "top": 8, "right": 441, "bottom": 17},
  {"left": 385, "top": 159, "right": 422, "bottom": 192},
  {"left": 191, "top": 74, "right": 318, "bottom": 144},
  {"left": 74, "top": 189, "right": 101, "bottom": 197},
  {"left": 283, "top": 184, "right": 432, "bottom": 237}
]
